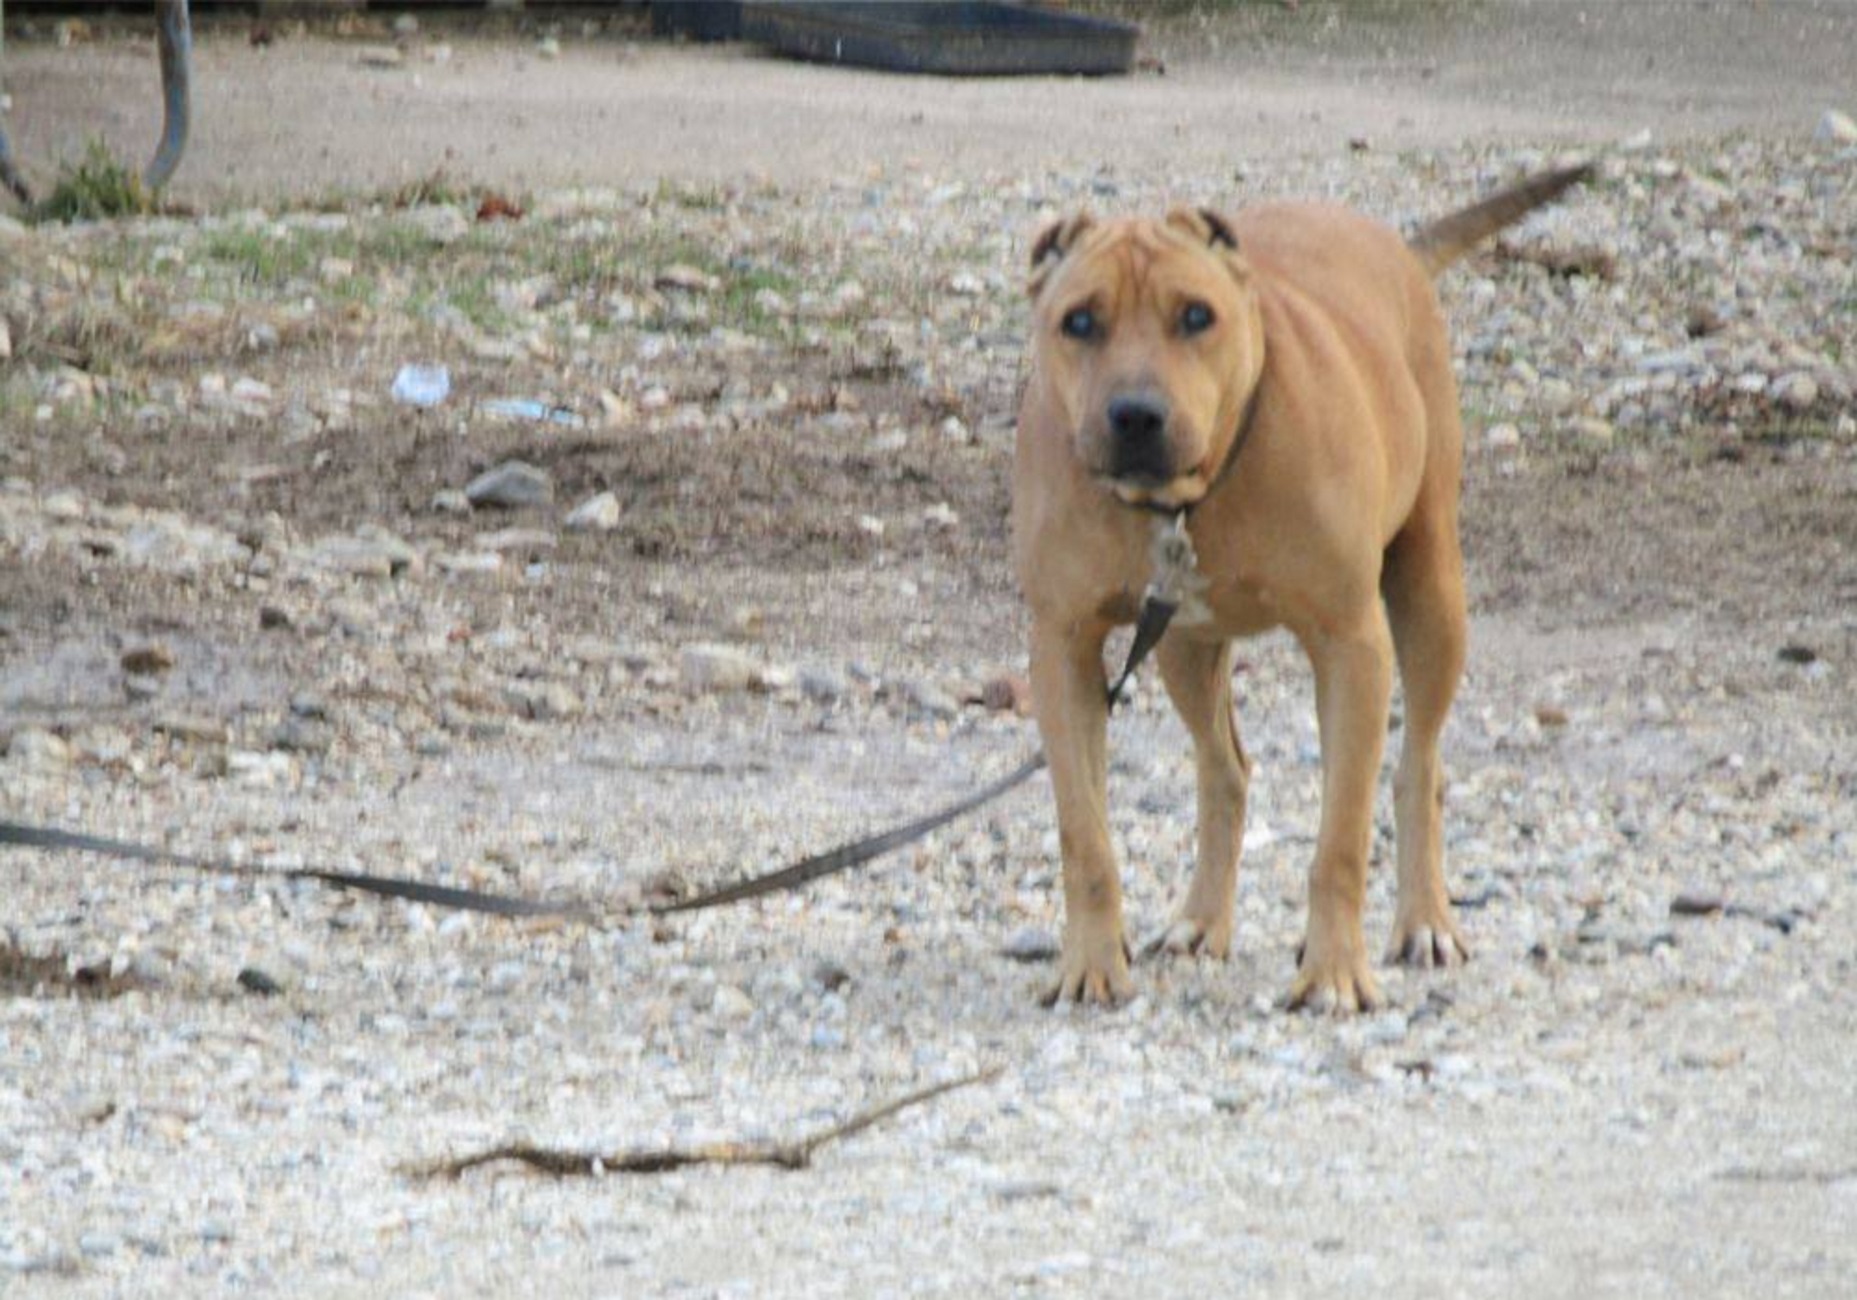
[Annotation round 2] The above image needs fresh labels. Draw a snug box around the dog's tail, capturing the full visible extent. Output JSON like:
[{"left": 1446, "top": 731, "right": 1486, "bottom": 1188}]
[{"left": 1407, "top": 162, "right": 1595, "bottom": 277}]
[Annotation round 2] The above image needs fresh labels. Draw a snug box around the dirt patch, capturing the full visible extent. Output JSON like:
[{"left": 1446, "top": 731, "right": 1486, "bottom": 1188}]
[{"left": 0, "top": 940, "right": 148, "bottom": 1000}]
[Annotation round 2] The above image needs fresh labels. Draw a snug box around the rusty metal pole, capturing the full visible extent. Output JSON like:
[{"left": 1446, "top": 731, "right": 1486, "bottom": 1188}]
[{"left": 145, "top": 0, "right": 192, "bottom": 190}]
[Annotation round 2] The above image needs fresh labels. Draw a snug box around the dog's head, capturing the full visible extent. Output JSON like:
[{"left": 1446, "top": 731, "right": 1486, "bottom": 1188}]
[{"left": 1026, "top": 209, "right": 1263, "bottom": 510}]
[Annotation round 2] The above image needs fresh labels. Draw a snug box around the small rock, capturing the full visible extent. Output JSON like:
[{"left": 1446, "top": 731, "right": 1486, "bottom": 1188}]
[
  {"left": 799, "top": 667, "right": 849, "bottom": 704},
  {"left": 655, "top": 264, "right": 719, "bottom": 295},
  {"left": 474, "top": 528, "right": 558, "bottom": 554},
  {"left": 391, "top": 12, "right": 419, "bottom": 36},
  {"left": 680, "top": 643, "right": 761, "bottom": 693},
  {"left": 563, "top": 490, "right": 621, "bottom": 532},
  {"left": 357, "top": 45, "right": 403, "bottom": 69},
  {"left": 505, "top": 681, "right": 582, "bottom": 721},
  {"left": 120, "top": 642, "right": 175, "bottom": 676},
  {"left": 258, "top": 605, "right": 293, "bottom": 631},
  {"left": 154, "top": 714, "right": 229, "bottom": 745},
  {"left": 269, "top": 718, "right": 332, "bottom": 755},
  {"left": 812, "top": 960, "right": 852, "bottom": 992},
  {"left": 901, "top": 679, "right": 959, "bottom": 720},
  {"left": 0, "top": 317, "right": 11, "bottom": 361},
  {"left": 402, "top": 205, "right": 470, "bottom": 245},
  {"left": 434, "top": 551, "right": 503, "bottom": 575},
  {"left": 288, "top": 693, "right": 328, "bottom": 720},
  {"left": 7, "top": 727, "right": 70, "bottom": 773},
  {"left": 430, "top": 489, "right": 472, "bottom": 515},
  {"left": 77, "top": 1232, "right": 119, "bottom": 1260},
  {"left": 236, "top": 967, "right": 284, "bottom": 997},
  {"left": 1814, "top": 109, "right": 1857, "bottom": 144},
  {"left": 464, "top": 460, "right": 553, "bottom": 509},
  {"left": 1671, "top": 891, "right": 1725, "bottom": 917},
  {"left": 227, "top": 750, "right": 296, "bottom": 788},
  {"left": 1002, "top": 928, "right": 1060, "bottom": 962},
  {"left": 1770, "top": 371, "right": 1819, "bottom": 412},
  {"left": 1777, "top": 643, "right": 1817, "bottom": 665},
  {"left": 42, "top": 489, "right": 85, "bottom": 521},
  {"left": 535, "top": 35, "right": 561, "bottom": 59},
  {"left": 309, "top": 532, "right": 420, "bottom": 579},
  {"left": 1484, "top": 422, "right": 1523, "bottom": 450},
  {"left": 982, "top": 674, "right": 1033, "bottom": 716},
  {"left": 923, "top": 502, "right": 960, "bottom": 530},
  {"left": 713, "top": 985, "right": 754, "bottom": 1020}
]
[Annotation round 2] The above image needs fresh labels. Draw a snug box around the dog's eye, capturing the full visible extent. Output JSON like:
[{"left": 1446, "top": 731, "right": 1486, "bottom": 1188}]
[
  {"left": 1180, "top": 302, "right": 1216, "bottom": 336},
  {"left": 1060, "top": 307, "right": 1097, "bottom": 340}
]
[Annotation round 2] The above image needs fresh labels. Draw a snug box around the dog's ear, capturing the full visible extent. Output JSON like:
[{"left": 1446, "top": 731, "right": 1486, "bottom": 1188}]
[
  {"left": 1166, "top": 206, "right": 1241, "bottom": 252},
  {"left": 1166, "top": 206, "right": 1249, "bottom": 282},
  {"left": 1027, "top": 212, "right": 1096, "bottom": 299}
]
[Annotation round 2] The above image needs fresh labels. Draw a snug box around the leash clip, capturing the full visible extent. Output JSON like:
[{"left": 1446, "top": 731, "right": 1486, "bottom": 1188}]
[{"left": 1145, "top": 512, "right": 1213, "bottom": 627}]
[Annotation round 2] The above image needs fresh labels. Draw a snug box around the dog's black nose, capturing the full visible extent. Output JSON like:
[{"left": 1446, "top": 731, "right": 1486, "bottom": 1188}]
[
  {"left": 1108, "top": 394, "right": 1168, "bottom": 443},
  {"left": 1107, "top": 394, "right": 1171, "bottom": 479}
]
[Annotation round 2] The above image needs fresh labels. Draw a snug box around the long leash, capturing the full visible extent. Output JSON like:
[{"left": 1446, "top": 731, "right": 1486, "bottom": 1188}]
[{"left": 0, "top": 594, "right": 1182, "bottom": 924}]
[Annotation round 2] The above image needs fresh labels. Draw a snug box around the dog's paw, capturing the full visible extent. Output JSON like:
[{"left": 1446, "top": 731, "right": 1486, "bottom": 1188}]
[
  {"left": 1140, "top": 912, "right": 1232, "bottom": 961},
  {"left": 1043, "top": 925, "right": 1134, "bottom": 1007},
  {"left": 1287, "top": 928, "right": 1381, "bottom": 1014},
  {"left": 1385, "top": 907, "right": 1470, "bottom": 970}
]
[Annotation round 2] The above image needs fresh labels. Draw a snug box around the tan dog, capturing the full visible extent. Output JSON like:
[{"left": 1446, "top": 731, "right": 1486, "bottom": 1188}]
[{"left": 1012, "top": 166, "right": 1590, "bottom": 1011}]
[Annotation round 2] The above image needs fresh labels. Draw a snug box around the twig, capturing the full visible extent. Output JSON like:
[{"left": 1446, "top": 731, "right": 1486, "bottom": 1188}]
[{"left": 407, "top": 1066, "right": 1002, "bottom": 1182}]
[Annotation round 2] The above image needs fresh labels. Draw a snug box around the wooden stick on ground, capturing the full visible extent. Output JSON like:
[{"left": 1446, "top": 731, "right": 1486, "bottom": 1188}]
[{"left": 407, "top": 1066, "right": 1003, "bottom": 1182}]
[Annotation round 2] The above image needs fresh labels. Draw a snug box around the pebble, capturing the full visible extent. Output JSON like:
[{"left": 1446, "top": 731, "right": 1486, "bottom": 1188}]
[
  {"left": 504, "top": 681, "right": 583, "bottom": 721},
  {"left": 900, "top": 678, "right": 960, "bottom": 720},
  {"left": 981, "top": 674, "right": 1033, "bottom": 716},
  {"left": 713, "top": 985, "right": 755, "bottom": 1020},
  {"left": 7, "top": 727, "right": 71, "bottom": 773},
  {"left": 465, "top": 461, "right": 554, "bottom": 509},
  {"left": 42, "top": 489, "right": 84, "bottom": 521},
  {"left": 1484, "top": 422, "right": 1522, "bottom": 450},
  {"left": 430, "top": 490, "right": 473, "bottom": 515},
  {"left": 680, "top": 643, "right": 763, "bottom": 693},
  {"left": 1770, "top": 371, "right": 1819, "bottom": 412},
  {"left": 120, "top": 642, "right": 175, "bottom": 675},
  {"left": 236, "top": 967, "right": 284, "bottom": 997},
  {"left": 269, "top": 717, "right": 333, "bottom": 755},
  {"left": 1814, "top": 108, "right": 1857, "bottom": 144},
  {"left": 1002, "top": 928, "right": 1060, "bottom": 962},
  {"left": 563, "top": 491, "right": 621, "bottom": 531},
  {"left": 799, "top": 666, "right": 849, "bottom": 704},
  {"left": 402, "top": 205, "right": 470, "bottom": 245}
]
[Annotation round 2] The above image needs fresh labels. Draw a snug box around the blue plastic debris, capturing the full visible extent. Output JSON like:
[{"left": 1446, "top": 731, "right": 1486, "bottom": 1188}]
[{"left": 390, "top": 363, "right": 451, "bottom": 407}]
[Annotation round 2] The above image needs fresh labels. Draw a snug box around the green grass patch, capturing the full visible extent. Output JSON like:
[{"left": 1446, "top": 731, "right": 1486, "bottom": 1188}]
[{"left": 31, "top": 139, "right": 153, "bottom": 224}]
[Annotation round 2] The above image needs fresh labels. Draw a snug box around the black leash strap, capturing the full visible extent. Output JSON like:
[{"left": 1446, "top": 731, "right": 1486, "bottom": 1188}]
[
  {"left": 655, "top": 751, "right": 1048, "bottom": 914},
  {"left": 0, "top": 820, "right": 591, "bottom": 919},
  {"left": 1, "top": 571, "right": 1183, "bottom": 923}
]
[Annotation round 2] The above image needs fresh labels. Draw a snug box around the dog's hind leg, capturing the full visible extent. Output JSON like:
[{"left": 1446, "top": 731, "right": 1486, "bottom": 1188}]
[
  {"left": 1145, "top": 635, "right": 1249, "bottom": 959},
  {"left": 1381, "top": 497, "right": 1470, "bottom": 969},
  {"left": 1290, "top": 606, "right": 1395, "bottom": 1012}
]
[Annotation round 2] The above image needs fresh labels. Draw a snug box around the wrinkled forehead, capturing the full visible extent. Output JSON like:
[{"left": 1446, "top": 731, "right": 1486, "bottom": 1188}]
[{"left": 1049, "top": 219, "right": 1221, "bottom": 307}]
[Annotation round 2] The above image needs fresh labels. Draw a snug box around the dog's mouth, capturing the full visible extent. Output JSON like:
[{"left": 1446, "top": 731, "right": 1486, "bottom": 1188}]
[{"left": 1103, "top": 469, "right": 1209, "bottom": 511}]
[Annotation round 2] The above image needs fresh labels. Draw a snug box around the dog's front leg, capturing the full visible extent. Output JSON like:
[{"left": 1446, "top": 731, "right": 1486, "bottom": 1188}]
[
  {"left": 1029, "top": 615, "right": 1133, "bottom": 1005},
  {"left": 1291, "top": 608, "right": 1395, "bottom": 1013}
]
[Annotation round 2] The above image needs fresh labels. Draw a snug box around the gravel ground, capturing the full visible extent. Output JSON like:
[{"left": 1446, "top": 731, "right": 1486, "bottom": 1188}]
[{"left": 3, "top": 6, "right": 1856, "bottom": 1296}]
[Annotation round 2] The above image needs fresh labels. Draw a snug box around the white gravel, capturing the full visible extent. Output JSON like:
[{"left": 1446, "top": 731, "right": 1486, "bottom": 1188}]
[{"left": 2, "top": 9, "right": 1856, "bottom": 1297}]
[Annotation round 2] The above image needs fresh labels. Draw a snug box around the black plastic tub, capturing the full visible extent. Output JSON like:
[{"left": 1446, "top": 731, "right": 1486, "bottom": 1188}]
[
  {"left": 740, "top": 2, "right": 1139, "bottom": 77},
  {"left": 652, "top": 2, "right": 745, "bottom": 43}
]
